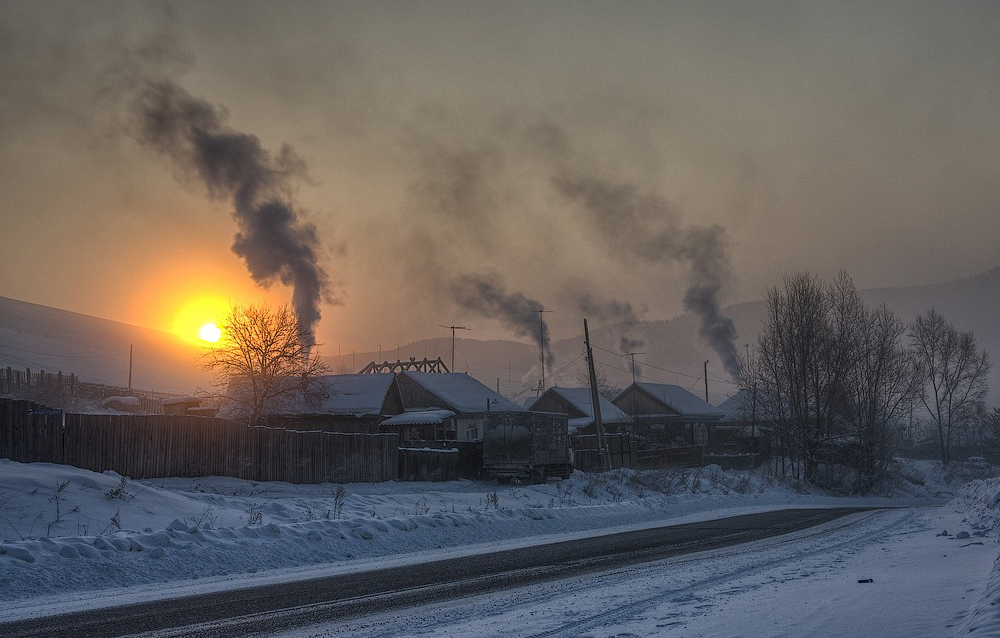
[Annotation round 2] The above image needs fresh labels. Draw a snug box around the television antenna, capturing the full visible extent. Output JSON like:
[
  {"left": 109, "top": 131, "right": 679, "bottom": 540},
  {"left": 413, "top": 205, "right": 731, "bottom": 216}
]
[{"left": 439, "top": 325, "right": 470, "bottom": 372}]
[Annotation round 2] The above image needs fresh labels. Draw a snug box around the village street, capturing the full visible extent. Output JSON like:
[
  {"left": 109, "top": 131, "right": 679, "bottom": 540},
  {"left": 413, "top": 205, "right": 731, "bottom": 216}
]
[
  {"left": 3, "top": 508, "right": 980, "bottom": 637},
  {"left": 281, "top": 505, "right": 993, "bottom": 638}
]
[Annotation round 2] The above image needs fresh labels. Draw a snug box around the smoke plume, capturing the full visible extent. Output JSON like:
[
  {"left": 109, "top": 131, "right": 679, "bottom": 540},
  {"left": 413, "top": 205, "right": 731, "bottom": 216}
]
[
  {"left": 133, "top": 81, "right": 331, "bottom": 345},
  {"left": 574, "top": 294, "right": 647, "bottom": 354},
  {"left": 450, "top": 272, "right": 553, "bottom": 367},
  {"left": 554, "top": 174, "right": 739, "bottom": 379}
]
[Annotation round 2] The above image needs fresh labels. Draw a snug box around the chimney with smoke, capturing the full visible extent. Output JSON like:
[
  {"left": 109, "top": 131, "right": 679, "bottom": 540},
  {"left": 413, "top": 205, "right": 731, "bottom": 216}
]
[
  {"left": 450, "top": 272, "right": 553, "bottom": 368},
  {"left": 133, "top": 81, "right": 330, "bottom": 345},
  {"left": 553, "top": 174, "right": 739, "bottom": 380}
]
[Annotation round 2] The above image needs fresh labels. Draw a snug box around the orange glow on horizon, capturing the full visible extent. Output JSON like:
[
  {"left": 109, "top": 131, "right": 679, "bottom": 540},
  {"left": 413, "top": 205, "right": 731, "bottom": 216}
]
[{"left": 128, "top": 254, "right": 288, "bottom": 343}]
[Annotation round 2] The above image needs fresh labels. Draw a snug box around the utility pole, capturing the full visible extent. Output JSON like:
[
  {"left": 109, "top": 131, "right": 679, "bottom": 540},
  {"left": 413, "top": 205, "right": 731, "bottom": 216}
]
[
  {"left": 127, "top": 345, "right": 133, "bottom": 391},
  {"left": 628, "top": 352, "right": 645, "bottom": 385},
  {"left": 538, "top": 309, "right": 552, "bottom": 391},
  {"left": 704, "top": 360, "right": 709, "bottom": 403},
  {"left": 584, "top": 319, "right": 609, "bottom": 471},
  {"left": 439, "top": 325, "right": 470, "bottom": 372}
]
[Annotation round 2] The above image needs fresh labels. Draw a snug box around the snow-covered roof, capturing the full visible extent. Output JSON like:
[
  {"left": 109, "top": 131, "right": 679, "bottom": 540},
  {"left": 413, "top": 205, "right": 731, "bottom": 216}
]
[
  {"left": 100, "top": 395, "right": 140, "bottom": 407},
  {"left": 717, "top": 388, "right": 782, "bottom": 423},
  {"left": 627, "top": 382, "right": 725, "bottom": 419},
  {"left": 717, "top": 390, "right": 751, "bottom": 422},
  {"left": 297, "top": 374, "right": 395, "bottom": 416},
  {"left": 529, "top": 387, "right": 632, "bottom": 425},
  {"left": 399, "top": 371, "right": 523, "bottom": 413},
  {"left": 381, "top": 409, "right": 455, "bottom": 426}
]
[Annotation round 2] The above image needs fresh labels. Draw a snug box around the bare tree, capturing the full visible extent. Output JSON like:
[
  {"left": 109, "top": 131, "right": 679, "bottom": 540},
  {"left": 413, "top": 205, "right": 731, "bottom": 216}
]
[
  {"left": 754, "top": 272, "right": 832, "bottom": 481},
  {"left": 843, "top": 303, "right": 919, "bottom": 488},
  {"left": 909, "top": 309, "right": 991, "bottom": 465},
  {"left": 753, "top": 272, "right": 915, "bottom": 489},
  {"left": 204, "top": 302, "right": 328, "bottom": 426}
]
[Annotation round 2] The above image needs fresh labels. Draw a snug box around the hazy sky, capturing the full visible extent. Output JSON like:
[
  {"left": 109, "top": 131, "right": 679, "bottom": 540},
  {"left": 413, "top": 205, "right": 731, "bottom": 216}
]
[{"left": 2, "top": 1, "right": 998, "bottom": 354}]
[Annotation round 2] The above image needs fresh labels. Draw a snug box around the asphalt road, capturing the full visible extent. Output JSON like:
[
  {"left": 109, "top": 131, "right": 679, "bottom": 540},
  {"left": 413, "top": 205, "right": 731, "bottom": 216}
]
[{"left": 0, "top": 507, "right": 878, "bottom": 638}]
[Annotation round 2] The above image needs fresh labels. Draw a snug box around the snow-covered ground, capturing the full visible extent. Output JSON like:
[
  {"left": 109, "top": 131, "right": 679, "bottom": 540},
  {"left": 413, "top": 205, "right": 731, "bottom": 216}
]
[{"left": 1, "top": 458, "right": 999, "bottom": 636}]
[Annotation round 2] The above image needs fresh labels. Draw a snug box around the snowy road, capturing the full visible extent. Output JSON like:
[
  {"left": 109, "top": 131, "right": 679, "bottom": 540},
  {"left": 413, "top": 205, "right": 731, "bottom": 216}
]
[
  {"left": 0, "top": 508, "right": 878, "bottom": 637},
  {"left": 281, "top": 506, "right": 995, "bottom": 638}
]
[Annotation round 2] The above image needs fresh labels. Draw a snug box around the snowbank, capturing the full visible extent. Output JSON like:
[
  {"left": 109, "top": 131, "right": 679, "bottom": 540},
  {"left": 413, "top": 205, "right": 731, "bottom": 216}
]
[
  {"left": 0, "top": 458, "right": 968, "bottom": 623},
  {"left": 953, "top": 478, "right": 1000, "bottom": 636}
]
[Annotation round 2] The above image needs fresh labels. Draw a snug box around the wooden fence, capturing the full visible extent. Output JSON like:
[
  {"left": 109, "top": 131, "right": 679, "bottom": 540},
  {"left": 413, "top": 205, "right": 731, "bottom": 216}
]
[
  {"left": 633, "top": 444, "right": 704, "bottom": 469},
  {"left": 572, "top": 434, "right": 634, "bottom": 472},
  {"left": 0, "top": 398, "right": 398, "bottom": 483},
  {"left": 396, "top": 441, "right": 484, "bottom": 482},
  {"left": 398, "top": 447, "right": 460, "bottom": 482},
  {"left": 0, "top": 399, "right": 64, "bottom": 463},
  {"left": 0, "top": 367, "right": 177, "bottom": 413}
]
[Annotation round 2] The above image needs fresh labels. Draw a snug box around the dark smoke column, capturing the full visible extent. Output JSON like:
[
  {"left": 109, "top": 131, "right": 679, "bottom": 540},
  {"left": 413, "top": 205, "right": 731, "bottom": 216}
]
[
  {"left": 553, "top": 175, "right": 739, "bottom": 380},
  {"left": 451, "top": 273, "right": 553, "bottom": 368},
  {"left": 133, "top": 81, "right": 330, "bottom": 345}
]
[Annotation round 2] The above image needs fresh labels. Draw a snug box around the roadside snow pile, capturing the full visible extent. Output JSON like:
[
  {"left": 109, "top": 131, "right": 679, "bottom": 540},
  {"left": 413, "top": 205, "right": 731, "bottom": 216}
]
[
  {"left": 0, "top": 458, "right": 948, "bottom": 613},
  {"left": 951, "top": 477, "right": 1000, "bottom": 636}
]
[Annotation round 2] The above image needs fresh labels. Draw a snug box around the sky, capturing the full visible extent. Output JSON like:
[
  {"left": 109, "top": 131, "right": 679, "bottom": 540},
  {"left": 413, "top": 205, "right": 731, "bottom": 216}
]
[{"left": 2, "top": 1, "right": 999, "bottom": 355}]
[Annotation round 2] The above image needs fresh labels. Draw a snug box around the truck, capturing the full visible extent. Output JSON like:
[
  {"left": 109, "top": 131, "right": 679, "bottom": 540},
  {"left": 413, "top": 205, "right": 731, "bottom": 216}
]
[{"left": 482, "top": 411, "right": 572, "bottom": 483}]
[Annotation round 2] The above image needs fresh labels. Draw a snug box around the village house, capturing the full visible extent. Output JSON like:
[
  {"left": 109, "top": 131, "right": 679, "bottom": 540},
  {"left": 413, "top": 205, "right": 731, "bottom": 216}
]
[
  {"left": 527, "top": 387, "right": 632, "bottom": 435},
  {"left": 528, "top": 387, "right": 635, "bottom": 470},
  {"left": 715, "top": 388, "right": 771, "bottom": 457},
  {"left": 389, "top": 371, "right": 523, "bottom": 443},
  {"left": 270, "top": 373, "right": 400, "bottom": 434},
  {"left": 612, "top": 382, "right": 725, "bottom": 449}
]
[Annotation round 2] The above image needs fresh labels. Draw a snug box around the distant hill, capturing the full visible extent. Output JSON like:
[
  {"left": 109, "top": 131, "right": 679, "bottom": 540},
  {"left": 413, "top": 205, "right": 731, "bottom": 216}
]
[
  {"left": 0, "top": 296, "right": 214, "bottom": 395},
  {"left": 3, "top": 267, "right": 998, "bottom": 405},
  {"left": 330, "top": 268, "right": 1000, "bottom": 406}
]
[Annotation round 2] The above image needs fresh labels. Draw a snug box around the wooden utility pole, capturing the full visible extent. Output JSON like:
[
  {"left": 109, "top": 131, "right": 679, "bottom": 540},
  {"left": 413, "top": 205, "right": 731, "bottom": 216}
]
[
  {"left": 704, "top": 360, "right": 709, "bottom": 403},
  {"left": 584, "top": 319, "right": 609, "bottom": 471},
  {"left": 629, "top": 351, "right": 645, "bottom": 385},
  {"left": 128, "top": 345, "right": 133, "bottom": 391}
]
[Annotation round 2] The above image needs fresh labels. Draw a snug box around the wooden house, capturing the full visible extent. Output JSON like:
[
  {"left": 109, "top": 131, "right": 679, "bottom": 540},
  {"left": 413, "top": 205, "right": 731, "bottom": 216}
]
[
  {"left": 389, "top": 371, "right": 524, "bottom": 442},
  {"left": 715, "top": 389, "right": 773, "bottom": 456},
  {"left": 612, "top": 382, "right": 725, "bottom": 448},
  {"left": 270, "top": 373, "right": 401, "bottom": 433},
  {"left": 528, "top": 387, "right": 635, "bottom": 470},
  {"left": 527, "top": 387, "right": 632, "bottom": 435}
]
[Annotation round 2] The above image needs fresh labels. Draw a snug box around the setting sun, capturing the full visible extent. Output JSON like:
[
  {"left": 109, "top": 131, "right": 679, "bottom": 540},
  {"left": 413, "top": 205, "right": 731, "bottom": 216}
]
[
  {"left": 199, "top": 322, "right": 222, "bottom": 343},
  {"left": 173, "top": 296, "right": 231, "bottom": 345}
]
